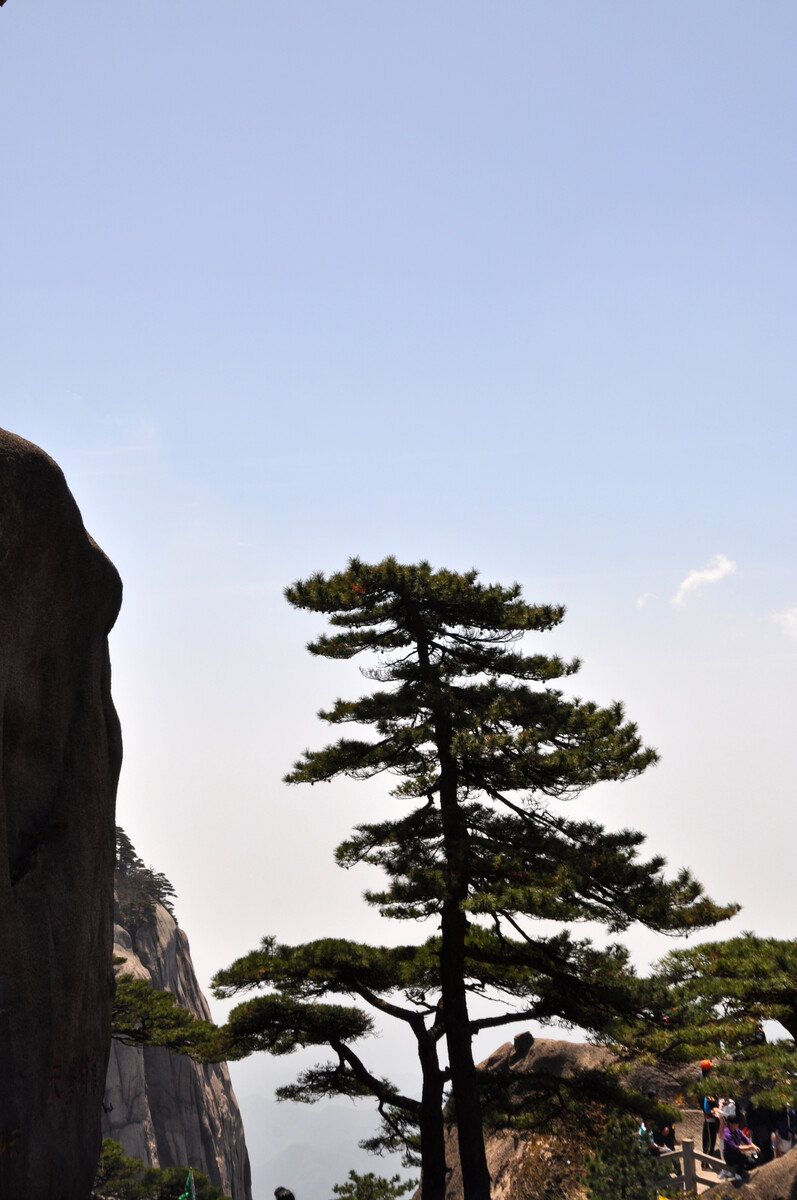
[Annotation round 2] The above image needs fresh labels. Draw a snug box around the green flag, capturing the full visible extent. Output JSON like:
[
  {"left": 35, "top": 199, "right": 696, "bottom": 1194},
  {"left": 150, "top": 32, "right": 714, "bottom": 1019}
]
[{"left": 178, "top": 1168, "right": 196, "bottom": 1200}]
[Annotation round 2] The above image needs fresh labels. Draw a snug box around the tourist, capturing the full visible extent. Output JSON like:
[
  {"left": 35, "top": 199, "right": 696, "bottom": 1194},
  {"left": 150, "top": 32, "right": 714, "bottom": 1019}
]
[
  {"left": 721, "top": 1115, "right": 760, "bottom": 1180},
  {"left": 699, "top": 1061, "right": 720, "bottom": 1163}
]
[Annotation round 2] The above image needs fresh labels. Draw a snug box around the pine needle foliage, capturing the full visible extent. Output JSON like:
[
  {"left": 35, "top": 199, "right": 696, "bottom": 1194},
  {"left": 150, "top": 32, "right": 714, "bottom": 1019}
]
[
  {"left": 658, "top": 935, "right": 797, "bottom": 1040},
  {"left": 93, "top": 1137, "right": 143, "bottom": 1194},
  {"left": 330, "top": 1170, "right": 417, "bottom": 1200},
  {"left": 112, "top": 972, "right": 220, "bottom": 1058},
  {"left": 583, "top": 1116, "right": 677, "bottom": 1200},
  {"left": 115, "top": 826, "right": 177, "bottom": 938},
  {"left": 614, "top": 934, "right": 797, "bottom": 1109},
  {"left": 267, "top": 558, "right": 736, "bottom": 1200},
  {"left": 92, "top": 1139, "right": 230, "bottom": 1199}
]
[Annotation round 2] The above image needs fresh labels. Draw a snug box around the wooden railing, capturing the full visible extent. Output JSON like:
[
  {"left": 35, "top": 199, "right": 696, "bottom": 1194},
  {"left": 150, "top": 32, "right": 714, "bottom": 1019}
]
[{"left": 654, "top": 1137, "right": 730, "bottom": 1193}]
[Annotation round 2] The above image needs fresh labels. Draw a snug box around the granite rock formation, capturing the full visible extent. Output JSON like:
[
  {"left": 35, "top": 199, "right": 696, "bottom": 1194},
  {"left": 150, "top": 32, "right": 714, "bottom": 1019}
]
[
  {"left": 703, "top": 1148, "right": 797, "bottom": 1199},
  {"left": 442, "top": 1038, "right": 608, "bottom": 1200},
  {"left": 443, "top": 1035, "right": 703, "bottom": 1200},
  {"left": 0, "top": 429, "right": 123, "bottom": 1199},
  {"left": 104, "top": 899, "right": 252, "bottom": 1200}
]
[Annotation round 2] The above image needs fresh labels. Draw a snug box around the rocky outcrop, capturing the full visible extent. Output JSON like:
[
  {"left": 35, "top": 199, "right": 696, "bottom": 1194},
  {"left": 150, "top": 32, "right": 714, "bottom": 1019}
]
[
  {"left": 703, "top": 1150, "right": 797, "bottom": 1199},
  {"left": 443, "top": 1035, "right": 701, "bottom": 1200},
  {"left": 443, "top": 1038, "right": 611, "bottom": 1200},
  {"left": 0, "top": 430, "right": 123, "bottom": 1200},
  {"left": 104, "top": 901, "right": 252, "bottom": 1200}
]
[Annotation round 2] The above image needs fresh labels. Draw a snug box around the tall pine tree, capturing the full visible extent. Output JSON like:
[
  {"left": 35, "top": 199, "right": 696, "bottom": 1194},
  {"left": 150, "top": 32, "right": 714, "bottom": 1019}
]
[{"left": 277, "top": 558, "right": 735, "bottom": 1200}]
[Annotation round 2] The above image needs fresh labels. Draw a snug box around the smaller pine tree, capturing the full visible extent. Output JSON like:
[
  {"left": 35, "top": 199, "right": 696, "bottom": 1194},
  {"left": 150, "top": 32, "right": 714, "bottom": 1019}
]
[
  {"left": 583, "top": 1116, "right": 676, "bottom": 1200},
  {"left": 93, "top": 1138, "right": 142, "bottom": 1194},
  {"left": 331, "top": 1170, "right": 417, "bottom": 1200},
  {"left": 92, "top": 1139, "right": 230, "bottom": 1200},
  {"left": 612, "top": 934, "right": 797, "bottom": 1113},
  {"left": 112, "top": 973, "right": 220, "bottom": 1057}
]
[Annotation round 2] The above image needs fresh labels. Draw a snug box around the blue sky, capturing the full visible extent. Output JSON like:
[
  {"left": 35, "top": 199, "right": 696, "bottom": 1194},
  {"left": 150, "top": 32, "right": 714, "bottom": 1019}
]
[{"left": 2, "top": 3, "right": 797, "bottom": 1192}]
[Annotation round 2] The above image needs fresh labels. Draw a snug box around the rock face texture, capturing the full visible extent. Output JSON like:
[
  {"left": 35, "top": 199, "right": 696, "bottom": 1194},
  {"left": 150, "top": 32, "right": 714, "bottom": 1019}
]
[
  {"left": 104, "top": 901, "right": 252, "bottom": 1200},
  {"left": 0, "top": 430, "right": 123, "bottom": 1200}
]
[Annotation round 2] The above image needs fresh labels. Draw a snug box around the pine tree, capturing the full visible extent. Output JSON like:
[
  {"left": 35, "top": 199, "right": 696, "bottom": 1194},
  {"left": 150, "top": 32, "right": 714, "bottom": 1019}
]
[
  {"left": 214, "top": 936, "right": 449, "bottom": 1192},
  {"left": 331, "top": 1169, "right": 417, "bottom": 1200},
  {"left": 92, "top": 1139, "right": 230, "bottom": 1199},
  {"left": 113, "top": 970, "right": 220, "bottom": 1057},
  {"left": 115, "top": 825, "right": 177, "bottom": 938},
  {"left": 93, "top": 1138, "right": 143, "bottom": 1195},
  {"left": 657, "top": 934, "right": 797, "bottom": 1040},
  {"left": 619, "top": 934, "right": 797, "bottom": 1110},
  {"left": 274, "top": 558, "right": 736, "bottom": 1200},
  {"left": 583, "top": 1116, "right": 675, "bottom": 1200}
]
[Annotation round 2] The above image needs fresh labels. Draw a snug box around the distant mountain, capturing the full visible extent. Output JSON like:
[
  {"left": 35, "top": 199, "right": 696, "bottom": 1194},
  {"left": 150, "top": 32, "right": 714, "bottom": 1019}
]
[
  {"left": 258, "top": 1140, "right": 378, "bottom": 1200},
  {"left": 242, "top": 1095, "right": 414, "bottom": 1200}
]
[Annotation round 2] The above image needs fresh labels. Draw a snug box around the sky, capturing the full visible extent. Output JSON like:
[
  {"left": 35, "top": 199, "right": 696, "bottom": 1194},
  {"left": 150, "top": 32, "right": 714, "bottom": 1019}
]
[{"left": 2, "top": 2, "right": 797, "bottom": 1194}]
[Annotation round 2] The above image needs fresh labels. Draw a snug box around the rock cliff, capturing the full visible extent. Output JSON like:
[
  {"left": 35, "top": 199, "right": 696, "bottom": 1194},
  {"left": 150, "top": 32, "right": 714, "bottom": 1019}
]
[
  {"left": 0, "top": 429, "right": 123, "bottom": 1200},
  {"left": 104, "top": 899, "right": 252, "bottom": 1200}
]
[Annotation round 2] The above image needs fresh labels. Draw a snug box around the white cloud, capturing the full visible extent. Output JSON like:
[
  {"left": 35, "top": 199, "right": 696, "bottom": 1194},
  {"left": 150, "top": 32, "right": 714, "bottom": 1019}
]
[
  {"left": 671, "top": 553, "right": 737, "bottom": 607},
  {"left": 772, "top": 606, "right": 797, "bottom": 641},
  {"left": 636, "top": 592, "right": 654, "bottom": 609}
]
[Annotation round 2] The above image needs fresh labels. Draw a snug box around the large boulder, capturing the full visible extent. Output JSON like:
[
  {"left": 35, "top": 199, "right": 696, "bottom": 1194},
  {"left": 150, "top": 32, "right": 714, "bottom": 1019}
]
[
  {"left": 703, "top": 1149, "right": 797, "bottom": 1199},
  {"left": 444, "top": 1038, "right": 615, "bottom": 1200},
  {"left": 443, "top": 1035, "right": 704, "bottom": 1200},
  {"left": 0, "top": 430, "right": 122, "bottom": 1199}
]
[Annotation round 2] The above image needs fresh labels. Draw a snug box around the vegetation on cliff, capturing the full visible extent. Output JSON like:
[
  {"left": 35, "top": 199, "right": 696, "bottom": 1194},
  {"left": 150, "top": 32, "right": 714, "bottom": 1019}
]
[
  {"left": 112, "top": 830, "right": 221, "bottom": 1059},
  {"left": 116, "top": 826, "right": 177, "bottom": 937},
  {"left": 93, "top": 1138, "right": 230, "bottom": 1199}
]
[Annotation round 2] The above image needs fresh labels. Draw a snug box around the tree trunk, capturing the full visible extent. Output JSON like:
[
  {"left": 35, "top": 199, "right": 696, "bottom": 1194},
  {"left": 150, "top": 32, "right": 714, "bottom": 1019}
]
[
  {"left": 436, "top": 735, "right": 491, "bottom": 1200},
  {"left": 417, "top": 1034, "right": 448, "bottom": 1200},
  {"left": 413, "top": 616, "right": 491, "bottom": 1200},
  {"left": 440, "top": 904, "right": 492, "bottom": 1200}
]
